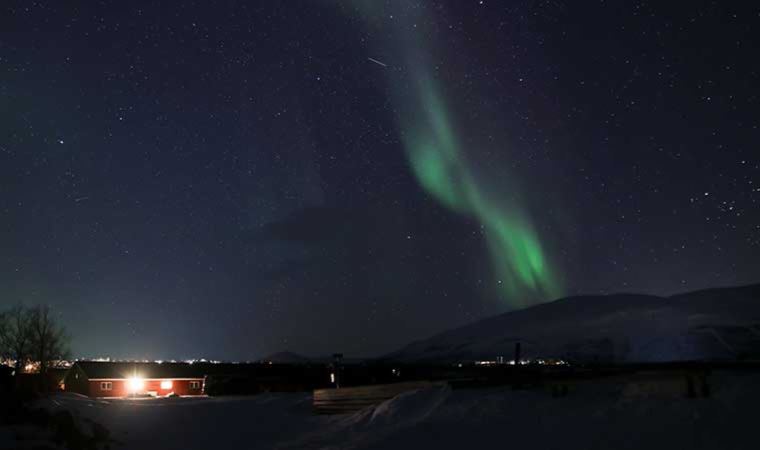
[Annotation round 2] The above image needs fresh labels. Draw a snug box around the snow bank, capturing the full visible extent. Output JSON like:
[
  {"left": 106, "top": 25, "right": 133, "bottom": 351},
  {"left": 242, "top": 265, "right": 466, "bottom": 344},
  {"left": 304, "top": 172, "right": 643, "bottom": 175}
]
[
  {"left": 17, "top": 372, "right": 760, "bottom": 449},
  {"left": 287, "top": 371, "right": 760, "bottom": 449},
  {"left": 35, "top": 393, "right": 320, "bottom": 450}
]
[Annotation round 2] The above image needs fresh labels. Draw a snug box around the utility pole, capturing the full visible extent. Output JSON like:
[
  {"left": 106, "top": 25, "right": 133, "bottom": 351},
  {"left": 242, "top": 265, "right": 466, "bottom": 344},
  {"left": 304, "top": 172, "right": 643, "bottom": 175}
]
[{"left": 331, "top": 353, "right": 343, "bottom": 388}]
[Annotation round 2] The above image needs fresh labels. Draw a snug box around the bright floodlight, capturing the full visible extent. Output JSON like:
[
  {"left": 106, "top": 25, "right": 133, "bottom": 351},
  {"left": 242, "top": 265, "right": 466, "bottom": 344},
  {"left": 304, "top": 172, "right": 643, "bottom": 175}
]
[
  {"left": 160, "top": 380, "right": 172, "bottom": 390},
  {"left": 127, "top": 377, "right": 145, "bottom": 393}
]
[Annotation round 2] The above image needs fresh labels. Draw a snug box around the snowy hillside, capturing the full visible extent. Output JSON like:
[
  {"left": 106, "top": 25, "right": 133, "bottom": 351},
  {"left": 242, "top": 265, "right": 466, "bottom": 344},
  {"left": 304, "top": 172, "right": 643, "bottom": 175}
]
[{"left": 388, "top": 284, "right": 760, "bottom": 363}]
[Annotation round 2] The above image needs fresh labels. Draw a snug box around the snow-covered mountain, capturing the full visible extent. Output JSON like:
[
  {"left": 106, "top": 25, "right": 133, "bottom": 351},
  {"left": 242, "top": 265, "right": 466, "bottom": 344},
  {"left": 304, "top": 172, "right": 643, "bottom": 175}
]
[{"left": 388, "top": 284, "right": 760, "bottom": 363}]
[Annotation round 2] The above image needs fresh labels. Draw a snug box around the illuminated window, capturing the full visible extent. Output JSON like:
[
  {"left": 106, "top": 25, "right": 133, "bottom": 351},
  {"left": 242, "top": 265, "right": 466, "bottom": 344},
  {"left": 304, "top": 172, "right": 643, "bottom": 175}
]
[
  {"left": 160, "top": 380, "right": 173, "bottom": 390},
  {"left": 100, "top": 382, "right": 113, "bottom": 391},
  {"left": 189, "top": 381, "right": 201, "bottom": 390}
]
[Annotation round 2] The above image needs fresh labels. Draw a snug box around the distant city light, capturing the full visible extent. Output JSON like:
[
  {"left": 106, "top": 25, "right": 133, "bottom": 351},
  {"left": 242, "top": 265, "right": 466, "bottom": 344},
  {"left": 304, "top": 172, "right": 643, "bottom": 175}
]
[{"left": 473, "top": 358, "right": 568, "bottom": 366}]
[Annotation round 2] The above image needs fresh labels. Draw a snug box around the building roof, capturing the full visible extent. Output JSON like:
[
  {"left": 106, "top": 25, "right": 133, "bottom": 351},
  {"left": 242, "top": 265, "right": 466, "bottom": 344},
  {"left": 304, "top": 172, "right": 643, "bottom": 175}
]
[
  {"left": 73, "top": 361, "right": 253, "bottom": 379},
  {"left": 71, "top": 360, "right": 329, "bottom": 381}
]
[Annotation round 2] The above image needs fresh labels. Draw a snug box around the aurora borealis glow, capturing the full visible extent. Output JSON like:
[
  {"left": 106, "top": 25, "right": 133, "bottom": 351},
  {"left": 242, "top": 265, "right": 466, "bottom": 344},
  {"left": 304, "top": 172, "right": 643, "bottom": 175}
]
[
  {"left": 4, "top": 0, "right": 759, "bottom": 360},
  {"left": 351, "top": 1, "right": 561, "bottom": 305},
  {"left": 404, "top": 76, "right": 561, "bottom": 304}
]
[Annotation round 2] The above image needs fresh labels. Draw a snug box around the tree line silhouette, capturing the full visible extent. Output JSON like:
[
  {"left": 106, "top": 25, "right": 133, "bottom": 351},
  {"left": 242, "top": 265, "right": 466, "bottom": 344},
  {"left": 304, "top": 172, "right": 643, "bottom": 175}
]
[{"left": 0, "top": 305, "right": 70, "bottom": 379}]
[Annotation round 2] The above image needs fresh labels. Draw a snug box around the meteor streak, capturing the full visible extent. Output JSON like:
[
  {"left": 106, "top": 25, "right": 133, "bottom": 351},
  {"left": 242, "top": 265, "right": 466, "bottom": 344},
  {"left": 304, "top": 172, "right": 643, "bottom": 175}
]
[
  {"left": 367, "top": 57, "right": 388, "bottom": 67},
  {"left": 346, "top": 0, "right": 562, "bottom": 306}
]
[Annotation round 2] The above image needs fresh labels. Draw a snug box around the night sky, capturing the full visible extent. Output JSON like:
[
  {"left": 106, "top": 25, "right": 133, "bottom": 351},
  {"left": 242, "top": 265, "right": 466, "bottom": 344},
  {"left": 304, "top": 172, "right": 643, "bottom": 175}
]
[{"left": 2, "top": 1, "right": 758, "bottom": 360}]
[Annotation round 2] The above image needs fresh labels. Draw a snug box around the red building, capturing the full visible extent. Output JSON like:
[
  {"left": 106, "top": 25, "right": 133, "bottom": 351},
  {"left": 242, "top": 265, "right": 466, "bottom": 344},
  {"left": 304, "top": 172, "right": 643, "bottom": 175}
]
[{"left": 64, "top": 361, "right": 206, "bottom": 397}]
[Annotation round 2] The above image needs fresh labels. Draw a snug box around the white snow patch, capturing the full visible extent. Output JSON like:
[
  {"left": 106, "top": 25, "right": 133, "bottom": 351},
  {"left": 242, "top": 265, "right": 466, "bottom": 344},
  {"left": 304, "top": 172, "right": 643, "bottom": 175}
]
[{"left": 12, "top": 372, "right": 759, "bottom": 450}]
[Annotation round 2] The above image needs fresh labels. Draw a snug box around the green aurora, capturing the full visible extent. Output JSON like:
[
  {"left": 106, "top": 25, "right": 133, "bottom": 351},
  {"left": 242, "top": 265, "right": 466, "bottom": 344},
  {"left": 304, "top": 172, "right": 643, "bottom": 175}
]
[
  {"left": 344, "top": 1, "right": 562, "bottom": 306},
  {"left": 404, "top": 76, "right": 561, "bottom": 306}
]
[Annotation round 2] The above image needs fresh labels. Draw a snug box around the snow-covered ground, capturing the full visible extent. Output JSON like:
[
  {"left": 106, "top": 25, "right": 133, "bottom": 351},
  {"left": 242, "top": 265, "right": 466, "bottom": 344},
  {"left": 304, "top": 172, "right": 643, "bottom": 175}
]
[{"left": 12, "top": 370, "right": 759, "bottom": 450}]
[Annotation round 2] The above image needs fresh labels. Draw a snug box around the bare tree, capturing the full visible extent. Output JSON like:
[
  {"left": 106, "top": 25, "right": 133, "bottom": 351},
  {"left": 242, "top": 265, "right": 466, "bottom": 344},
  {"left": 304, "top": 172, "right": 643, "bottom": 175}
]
[
  {"left": 0, "top": 306, "right": 33, "bottom": 376},
  {"left": 28, "top": 305, "right": 70, "bottom": 378}
]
